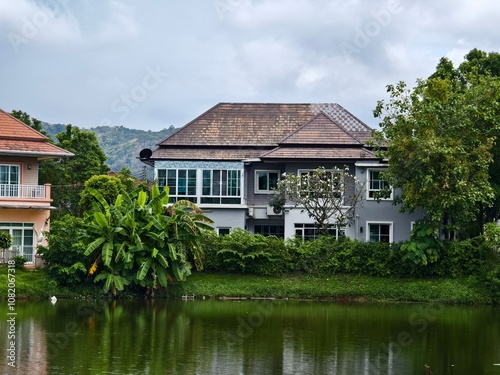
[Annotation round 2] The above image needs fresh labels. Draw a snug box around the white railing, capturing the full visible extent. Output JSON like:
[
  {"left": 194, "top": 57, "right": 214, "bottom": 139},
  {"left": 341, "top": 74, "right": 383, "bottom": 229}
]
[
  {"left": 0, "top": 184, "right": 46, "bottom": 199},
  {"left": 0, "top": 247, "right": 34, "bottom": 263}
]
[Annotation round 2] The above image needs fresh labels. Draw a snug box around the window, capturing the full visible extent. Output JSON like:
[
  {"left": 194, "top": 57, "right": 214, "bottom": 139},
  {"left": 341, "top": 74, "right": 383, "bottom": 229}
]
[
  {"left": 157, "top": 166, "right": 243, "bottom": 205},
  {"left": 0, "top": 164, "right": 20, "bottom": 197},
  {"left": 201, "top": 169, "right": 241, "bottom": 204},
  {"left": 367, "top": 169, "right": 392, "bottom": 200},
  {"left": 0, "top": 223, "right": 34, "bottom": 263},
  {"left": 367, "top": 222, "right": 392, "bottom": 243},
  {"left": 157, "top": 169, "right": 197, "bottom": 203},
  {"left": 255, "top": 170, "right": 280, "bottom": 193},
  {"left": 254, "top": 225, "right": 284, "bottom": 238},
  {"left": 294, "top": 223, "right": 345, "bottom": 241},
  {"left": 217, "top": 227, "right": 231, "bottom": 236}
]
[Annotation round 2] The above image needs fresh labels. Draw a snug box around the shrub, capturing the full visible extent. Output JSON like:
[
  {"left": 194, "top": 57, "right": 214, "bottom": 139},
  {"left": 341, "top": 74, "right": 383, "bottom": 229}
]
[
  {"left": 12, "top": 256, "right": 27, "bottom": 269},
  {"left": 38, "top": 214, "right": 91, "bottom": 286},
  {"left": 201, "top": 228, "right": 289, "bottom": 275}
]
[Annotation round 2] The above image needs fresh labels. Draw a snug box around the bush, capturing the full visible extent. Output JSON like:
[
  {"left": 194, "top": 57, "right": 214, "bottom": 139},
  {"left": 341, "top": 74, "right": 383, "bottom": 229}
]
[
  {"left": 12, "top": 256, "right": 27, "bottom": 269},
  {"left": 38, "top": 214, "right": 92, "bottom": 286},
  {"left": 201, "top": 228, "right": 290, "bottom": 275}
]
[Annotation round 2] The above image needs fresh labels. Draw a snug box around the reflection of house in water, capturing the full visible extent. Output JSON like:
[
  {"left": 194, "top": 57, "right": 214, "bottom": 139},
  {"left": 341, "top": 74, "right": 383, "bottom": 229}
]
[{"left": 15, "top": 319, "right": 48, "bottom": 375}]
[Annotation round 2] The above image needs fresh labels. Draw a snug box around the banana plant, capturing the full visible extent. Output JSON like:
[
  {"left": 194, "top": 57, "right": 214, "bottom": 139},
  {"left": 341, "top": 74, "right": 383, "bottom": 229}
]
[{"left": 83, "top": 184, "right": 213, "bottom": 297}]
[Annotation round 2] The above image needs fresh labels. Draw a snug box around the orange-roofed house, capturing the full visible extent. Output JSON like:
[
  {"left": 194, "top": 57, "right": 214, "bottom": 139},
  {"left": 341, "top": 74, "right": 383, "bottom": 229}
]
[{"left": 0, "top": 109, "right": 73, "bottom": 267}]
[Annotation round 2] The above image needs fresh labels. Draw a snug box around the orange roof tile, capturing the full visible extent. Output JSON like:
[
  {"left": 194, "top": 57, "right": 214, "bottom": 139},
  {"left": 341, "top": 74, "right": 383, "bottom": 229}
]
[{"left": 0, "top": 108, "right": 73, "bottom": 158}]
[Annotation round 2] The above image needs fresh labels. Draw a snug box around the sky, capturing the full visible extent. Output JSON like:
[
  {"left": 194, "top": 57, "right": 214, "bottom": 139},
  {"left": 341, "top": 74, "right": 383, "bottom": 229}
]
[{"left": 1, "top": 0, "right": 500, "bottom": 131}]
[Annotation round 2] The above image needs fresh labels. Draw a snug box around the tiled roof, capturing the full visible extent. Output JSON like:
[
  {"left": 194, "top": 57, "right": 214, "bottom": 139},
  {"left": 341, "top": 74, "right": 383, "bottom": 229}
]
[
  {"left": 0, "top": 109, "right": 73, "bottom": 158},
  {"left": 152, "top": 103, "right": 376, "bottom": 162},
  {"left": 261, "top": 147, "right": 376, "bottom": 160},
  {"left": 151, "top": 147, "right": 270, "bottom": 161}
]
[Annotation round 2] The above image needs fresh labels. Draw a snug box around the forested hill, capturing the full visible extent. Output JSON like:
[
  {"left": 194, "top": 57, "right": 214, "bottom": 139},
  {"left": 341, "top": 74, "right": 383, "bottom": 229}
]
[{"left": 41, "top": 123, "right": 177, "bottom": 178}]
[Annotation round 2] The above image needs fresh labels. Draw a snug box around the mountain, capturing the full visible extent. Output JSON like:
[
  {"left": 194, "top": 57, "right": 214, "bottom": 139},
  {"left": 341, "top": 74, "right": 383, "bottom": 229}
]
[{"left": 41, "top": 123, "right": 177, "bottom": 179}]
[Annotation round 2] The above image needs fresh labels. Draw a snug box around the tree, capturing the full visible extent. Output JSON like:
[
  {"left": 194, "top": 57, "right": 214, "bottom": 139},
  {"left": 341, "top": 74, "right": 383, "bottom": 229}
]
[
  {"left": 271, "top": 166, "right": 364, "bottom": 236},
  {"left": 10, "top": 110, "right": 48, "bottom": 136},
  {"left": 373, "top": 74, "right": 500, "bottom": 237},
  {"left": 40, "top": 125, "right": 110, "bottom": 218},
  {"left": 83, "top": 184, "right": 213, "bottom": 297}
]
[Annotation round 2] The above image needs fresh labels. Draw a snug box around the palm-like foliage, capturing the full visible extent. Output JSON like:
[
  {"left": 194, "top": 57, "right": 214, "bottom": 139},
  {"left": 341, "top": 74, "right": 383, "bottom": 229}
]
[{"left": 83, "top": 184, "right": 213, "bottom": 297}]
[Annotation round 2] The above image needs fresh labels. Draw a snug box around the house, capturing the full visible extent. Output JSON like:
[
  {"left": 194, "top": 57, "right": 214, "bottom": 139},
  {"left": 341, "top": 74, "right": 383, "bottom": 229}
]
[
  {"left": 139, "top": 103, "right": 423, "bottom": 242},
  {"left": 0, "top": 109, "right": 73, "bottom": 267}
]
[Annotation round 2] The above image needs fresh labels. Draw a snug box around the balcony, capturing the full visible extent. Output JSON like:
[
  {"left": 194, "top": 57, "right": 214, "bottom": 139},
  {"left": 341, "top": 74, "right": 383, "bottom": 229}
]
[{"left": 0, "top": 184, "right": 51, "bottom": 204}]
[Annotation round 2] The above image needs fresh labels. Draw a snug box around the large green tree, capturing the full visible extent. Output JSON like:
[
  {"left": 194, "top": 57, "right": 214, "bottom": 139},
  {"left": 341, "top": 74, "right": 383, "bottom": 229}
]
[
  {"left": 374, "top": 61, "right": 500, "bottom": 237},
  {"left": 40, "top": 125, "right": 110, "bottom": 217}
]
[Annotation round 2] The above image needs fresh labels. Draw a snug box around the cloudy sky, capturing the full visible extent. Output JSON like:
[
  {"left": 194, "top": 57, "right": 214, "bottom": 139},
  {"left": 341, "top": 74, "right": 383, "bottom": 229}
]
[{"left": 1, "top": 0, "right": 499, "bottom": 131}]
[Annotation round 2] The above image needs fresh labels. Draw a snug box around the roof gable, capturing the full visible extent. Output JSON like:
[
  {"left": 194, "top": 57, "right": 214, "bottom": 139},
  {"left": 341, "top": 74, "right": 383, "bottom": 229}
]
[
  {"left": 279, "top": 113, "right": 361, "bottom": 146},
  {"left": 0, "top": 109, "right": 73, "bottom": 158}
]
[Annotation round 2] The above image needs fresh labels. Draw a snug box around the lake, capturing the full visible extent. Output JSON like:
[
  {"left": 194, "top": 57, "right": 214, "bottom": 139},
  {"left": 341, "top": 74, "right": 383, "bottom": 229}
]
[{"left": 1, "top": 299, "right": 499, "bottom": 374}]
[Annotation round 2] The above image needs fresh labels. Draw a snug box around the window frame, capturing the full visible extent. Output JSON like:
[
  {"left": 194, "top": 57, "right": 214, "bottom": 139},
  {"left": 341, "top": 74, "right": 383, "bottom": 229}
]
[
  {"left": 0, "top": 164, "right": 20, "bottom": 197},
  {"left": 254, "top": 170, "right": 281, "bottom": 194},
  {"left": 294, "top": 223, "right": 345, "bottom": 241},
  {"left": 157, "top": 168, "right": 198, "bottom": 203},
  {"left": 366, "top": 221, "right": 393, "bottom": 243},
  {"left": 366, "top": 168, "right": 393, "bottom": 200},
  {"left": 201, "top": 169, "right": 242, "bottom": 205}
]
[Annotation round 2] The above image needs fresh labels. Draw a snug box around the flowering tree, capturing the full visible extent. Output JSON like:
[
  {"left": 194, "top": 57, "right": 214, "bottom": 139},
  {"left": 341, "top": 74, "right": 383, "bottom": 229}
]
[{"left": 270, "top": 166, "right": 365, "bottom": 236}]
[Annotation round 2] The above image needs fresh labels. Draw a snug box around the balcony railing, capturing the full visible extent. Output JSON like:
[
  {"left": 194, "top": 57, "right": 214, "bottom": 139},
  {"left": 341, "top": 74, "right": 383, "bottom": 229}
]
[{"left": 0, "top": 184, "right": 46, "bottom": 199}]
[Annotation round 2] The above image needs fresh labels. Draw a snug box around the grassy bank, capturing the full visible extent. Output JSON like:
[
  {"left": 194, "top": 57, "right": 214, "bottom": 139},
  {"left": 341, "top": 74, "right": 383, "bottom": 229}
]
[
  {"left": 166, "top": 272, "right": 493, "bottom": 304},
  {"left": 0, "top": 267, "right": 494, "bottom": 304},
  {"left": 0, "top": 267, "right": 99, "bottom": 300}
]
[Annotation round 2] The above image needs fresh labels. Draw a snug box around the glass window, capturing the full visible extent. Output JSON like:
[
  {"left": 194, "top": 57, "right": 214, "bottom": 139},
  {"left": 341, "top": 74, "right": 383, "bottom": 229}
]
[
  {"left": 367, "top": 170, "right": 392, "bottom": 199},
  {"left": 255, "top": 171, "right": 280, "bottom": 193},
  {"left": 254, "top": 225, "right": 285, "bottom": 238},
  {"left": 368, "top": 223, "right": 392, "bottom": 243},
  {"left": 294, "top": 223, "right": 345, "bottom": 241},
  {"left": 0, "top": 223, "right": 34, "bottom": 263},
  {"left": 0, "top": 164, "right": 20, "bottom": 197},
  {"left": 201, "top": 169, "right": 242, "bottom": 204},
  {"left": 157, "top": 169, "right": 197, "bottom": 203}
]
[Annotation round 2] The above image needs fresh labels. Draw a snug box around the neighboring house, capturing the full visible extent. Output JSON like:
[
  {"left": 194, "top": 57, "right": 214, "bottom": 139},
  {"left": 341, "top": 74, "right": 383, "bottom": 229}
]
[
  {"left": 0, "top": 109, "right": 73, "bottom": 266},
  {"left": 140, "top": 103, "right": 424, "bottom": 242}
]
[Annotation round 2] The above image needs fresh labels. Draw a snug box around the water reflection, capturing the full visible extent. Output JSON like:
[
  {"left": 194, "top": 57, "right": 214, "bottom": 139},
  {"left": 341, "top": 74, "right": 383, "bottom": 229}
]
[{"left": 1, "top": 299, "right": 499, "bottom": 375}]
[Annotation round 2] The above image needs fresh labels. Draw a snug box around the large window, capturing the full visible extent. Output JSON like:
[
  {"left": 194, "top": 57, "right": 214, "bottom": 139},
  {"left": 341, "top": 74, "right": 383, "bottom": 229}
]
[
  {"left": 367, "top": 169, "right": 392, "bottom": 200},
  {"left": 201, "top": 169, "right": 241, "bottom": 204},
  {"left": 0, "top": 164, "right": 20, "bottom": 197},
  {"left": 367, "top": 222, "right": 392, "bottom": 243},
  {"left": 294, "top": 223, "right": 345, "bottom": 241},
  {"left": 158, "top": 169, "right": 197, "bottom": 203},
  {"left": 254, "top": 224, "right": 284, "bottom": 238},
  {"left": 255, "top": 170, "right": 280, "bottom": 193},
  {"left": 0, "top": 223, "right": 34, "bottom": 263},
  {"left": 157, "top": 167, "right": 243, "bottom": 205}
]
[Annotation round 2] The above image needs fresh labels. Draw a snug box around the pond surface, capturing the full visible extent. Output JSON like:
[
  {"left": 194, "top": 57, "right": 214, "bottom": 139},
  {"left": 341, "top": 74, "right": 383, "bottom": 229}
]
[{"left": 1, "top": 298, "right": 499, "bottom": 375}]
